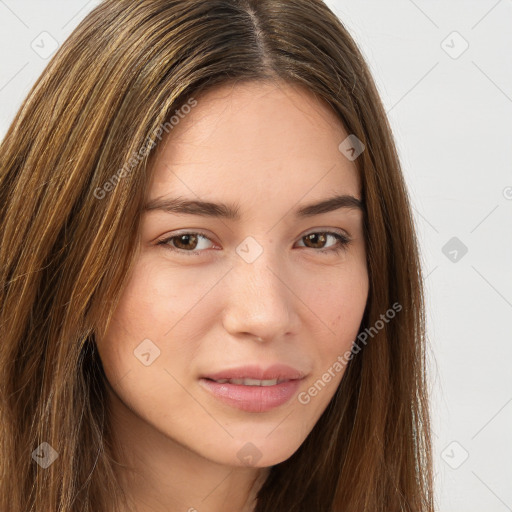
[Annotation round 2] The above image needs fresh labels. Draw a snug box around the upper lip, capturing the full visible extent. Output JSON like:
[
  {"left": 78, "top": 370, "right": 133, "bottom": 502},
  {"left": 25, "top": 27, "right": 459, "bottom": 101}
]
[{"left": 202, "top": 364, "right": 306, "bottom": 381}]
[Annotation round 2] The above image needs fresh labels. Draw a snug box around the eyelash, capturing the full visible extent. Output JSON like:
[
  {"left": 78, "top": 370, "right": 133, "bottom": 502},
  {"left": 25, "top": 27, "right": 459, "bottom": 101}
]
[{"left": 156, "top": 231, "right": 351, "bottom": 256}]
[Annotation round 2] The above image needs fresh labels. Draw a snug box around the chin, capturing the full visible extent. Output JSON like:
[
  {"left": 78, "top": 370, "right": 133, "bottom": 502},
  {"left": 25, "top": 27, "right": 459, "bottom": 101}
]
[{"left": 216, "top": 433, "right": 305, "bottom": 468}]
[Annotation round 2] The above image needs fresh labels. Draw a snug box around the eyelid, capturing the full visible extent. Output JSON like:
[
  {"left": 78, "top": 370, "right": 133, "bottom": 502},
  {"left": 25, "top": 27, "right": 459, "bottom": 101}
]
[
  {"left": 300, "top": 227, "right": 350, "bottom": 239},
  {"left": 156, "top": 230, "right": 218, "bottom": 251}
]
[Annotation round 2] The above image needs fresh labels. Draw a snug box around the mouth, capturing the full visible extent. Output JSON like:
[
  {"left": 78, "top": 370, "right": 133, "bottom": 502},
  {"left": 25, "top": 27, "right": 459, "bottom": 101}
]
[{"left": 198, "top": 364, "right": 306, "bottom": 413}]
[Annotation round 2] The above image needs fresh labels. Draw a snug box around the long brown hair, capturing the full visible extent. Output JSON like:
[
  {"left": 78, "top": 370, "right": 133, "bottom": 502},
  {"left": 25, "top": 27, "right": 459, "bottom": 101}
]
[{"left": 0, "top": 1, "right": 434, "bottom": 510}]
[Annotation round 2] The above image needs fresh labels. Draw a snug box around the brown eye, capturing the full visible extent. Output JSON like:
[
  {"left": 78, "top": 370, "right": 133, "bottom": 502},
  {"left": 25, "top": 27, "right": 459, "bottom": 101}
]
[
  {"left": 297, "top": 231, "right": 350, "bottom": 254},
  {"left": 157, "top": 232, "right": 214, "bottom": 255},
  {"left": 172, "top": 234, "right": 199, "bottom": 250},
  {"left": 157, "top": 231, "right": 350, "bottom": 257},
  {"left": 303, "top": 233, "right": 328, "bottom": 249}
]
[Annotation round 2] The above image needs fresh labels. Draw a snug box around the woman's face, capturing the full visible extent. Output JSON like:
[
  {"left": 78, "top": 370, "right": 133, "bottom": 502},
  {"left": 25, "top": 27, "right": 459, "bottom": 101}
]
[{"left": 96, "top": 81, "right": 369, "bottom": 468}]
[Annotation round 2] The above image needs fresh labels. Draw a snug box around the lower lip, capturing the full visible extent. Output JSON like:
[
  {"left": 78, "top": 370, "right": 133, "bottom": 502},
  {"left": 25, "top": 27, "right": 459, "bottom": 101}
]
[{"left": 199, "top": 378, "right": 302, "bottom": 412}]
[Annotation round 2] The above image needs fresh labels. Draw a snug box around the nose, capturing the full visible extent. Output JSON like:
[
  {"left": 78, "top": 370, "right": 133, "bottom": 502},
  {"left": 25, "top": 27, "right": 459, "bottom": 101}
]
[{"left": 221, "top": 254, "right": 299, "bottom": 343}]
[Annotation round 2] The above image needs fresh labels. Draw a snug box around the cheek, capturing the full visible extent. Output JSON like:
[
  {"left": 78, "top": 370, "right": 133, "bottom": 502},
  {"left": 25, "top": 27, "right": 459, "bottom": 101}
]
[
  {"left": 93, "top": 260, "right": 204, "bottom": 426},
  {"left": 293, "top": 268, "right": 368, "bottom": 415},
  {"left": 94, "top": 258, "right": 218, "bottom": 384},
  {"left": 304, "top": 264, "right": 368, "bottom": 367},
  {"left": 94, "top": 261, "right": 163, "bottom": 383},
  {"left": 308, "top": 263, "right": 368, "bottom": 334},
  {"left": 102, "top": 258, "right": 209, "bottom": 340}
]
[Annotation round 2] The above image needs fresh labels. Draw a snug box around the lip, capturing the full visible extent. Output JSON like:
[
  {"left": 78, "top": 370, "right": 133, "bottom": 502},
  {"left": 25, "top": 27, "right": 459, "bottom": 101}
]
[
  {"left": 202, "top": 364, "right": 306, "bottom": 381},
  {"left": 199, "top": 364, "right": 306, "bottom": 413},
  {"left": 199, "top": 378, "right": 303, "bottom": 413}
]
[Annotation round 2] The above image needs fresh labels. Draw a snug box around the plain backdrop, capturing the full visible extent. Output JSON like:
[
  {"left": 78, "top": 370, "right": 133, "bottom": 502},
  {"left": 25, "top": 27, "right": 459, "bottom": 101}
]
[{"left": 1, "top": 1, "right": 511, "bottom": 510}]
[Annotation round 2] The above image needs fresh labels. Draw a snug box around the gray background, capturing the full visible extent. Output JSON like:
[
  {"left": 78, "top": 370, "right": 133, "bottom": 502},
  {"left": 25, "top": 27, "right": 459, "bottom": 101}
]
[{"left": 1, "top": 1, "right": 511, "bottom": 510}]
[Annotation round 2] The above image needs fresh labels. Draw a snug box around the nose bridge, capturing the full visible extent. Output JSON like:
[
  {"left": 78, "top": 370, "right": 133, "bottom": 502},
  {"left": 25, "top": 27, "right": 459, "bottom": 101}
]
[{"left": 222, "top": 239, "right": 296, "bottom": 339}]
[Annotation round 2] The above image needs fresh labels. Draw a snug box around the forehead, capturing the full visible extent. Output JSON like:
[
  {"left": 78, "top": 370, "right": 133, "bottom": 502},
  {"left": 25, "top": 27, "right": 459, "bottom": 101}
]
[{"left": 147, "top": 81, "right": 361, "bottom": 208}]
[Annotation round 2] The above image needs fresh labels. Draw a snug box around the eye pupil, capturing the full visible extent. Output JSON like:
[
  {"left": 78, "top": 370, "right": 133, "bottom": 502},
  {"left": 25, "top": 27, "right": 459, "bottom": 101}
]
[
  {"left": 174, "top": 234, "right": 198, "bottom": 250},
  {"left": 304, "top": 233, "right": 327, "bottom": 248}
]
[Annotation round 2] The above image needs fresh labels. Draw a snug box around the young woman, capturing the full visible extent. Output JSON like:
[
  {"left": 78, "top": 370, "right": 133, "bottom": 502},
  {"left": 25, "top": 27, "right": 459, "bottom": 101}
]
[{"left": 0, "top": 1, "right": 434, "bottom": 511}]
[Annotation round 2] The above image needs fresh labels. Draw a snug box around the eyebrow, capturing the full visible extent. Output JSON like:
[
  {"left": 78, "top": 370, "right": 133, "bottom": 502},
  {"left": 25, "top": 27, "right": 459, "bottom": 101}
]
[{"left": 144, "top": 193, "right": 364, "bottom": 220}]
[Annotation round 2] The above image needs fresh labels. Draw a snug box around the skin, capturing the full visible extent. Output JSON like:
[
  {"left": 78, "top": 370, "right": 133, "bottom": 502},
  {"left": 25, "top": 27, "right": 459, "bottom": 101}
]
[{"left": 95, "top": 80, "right": 369, "bottom": 512}]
